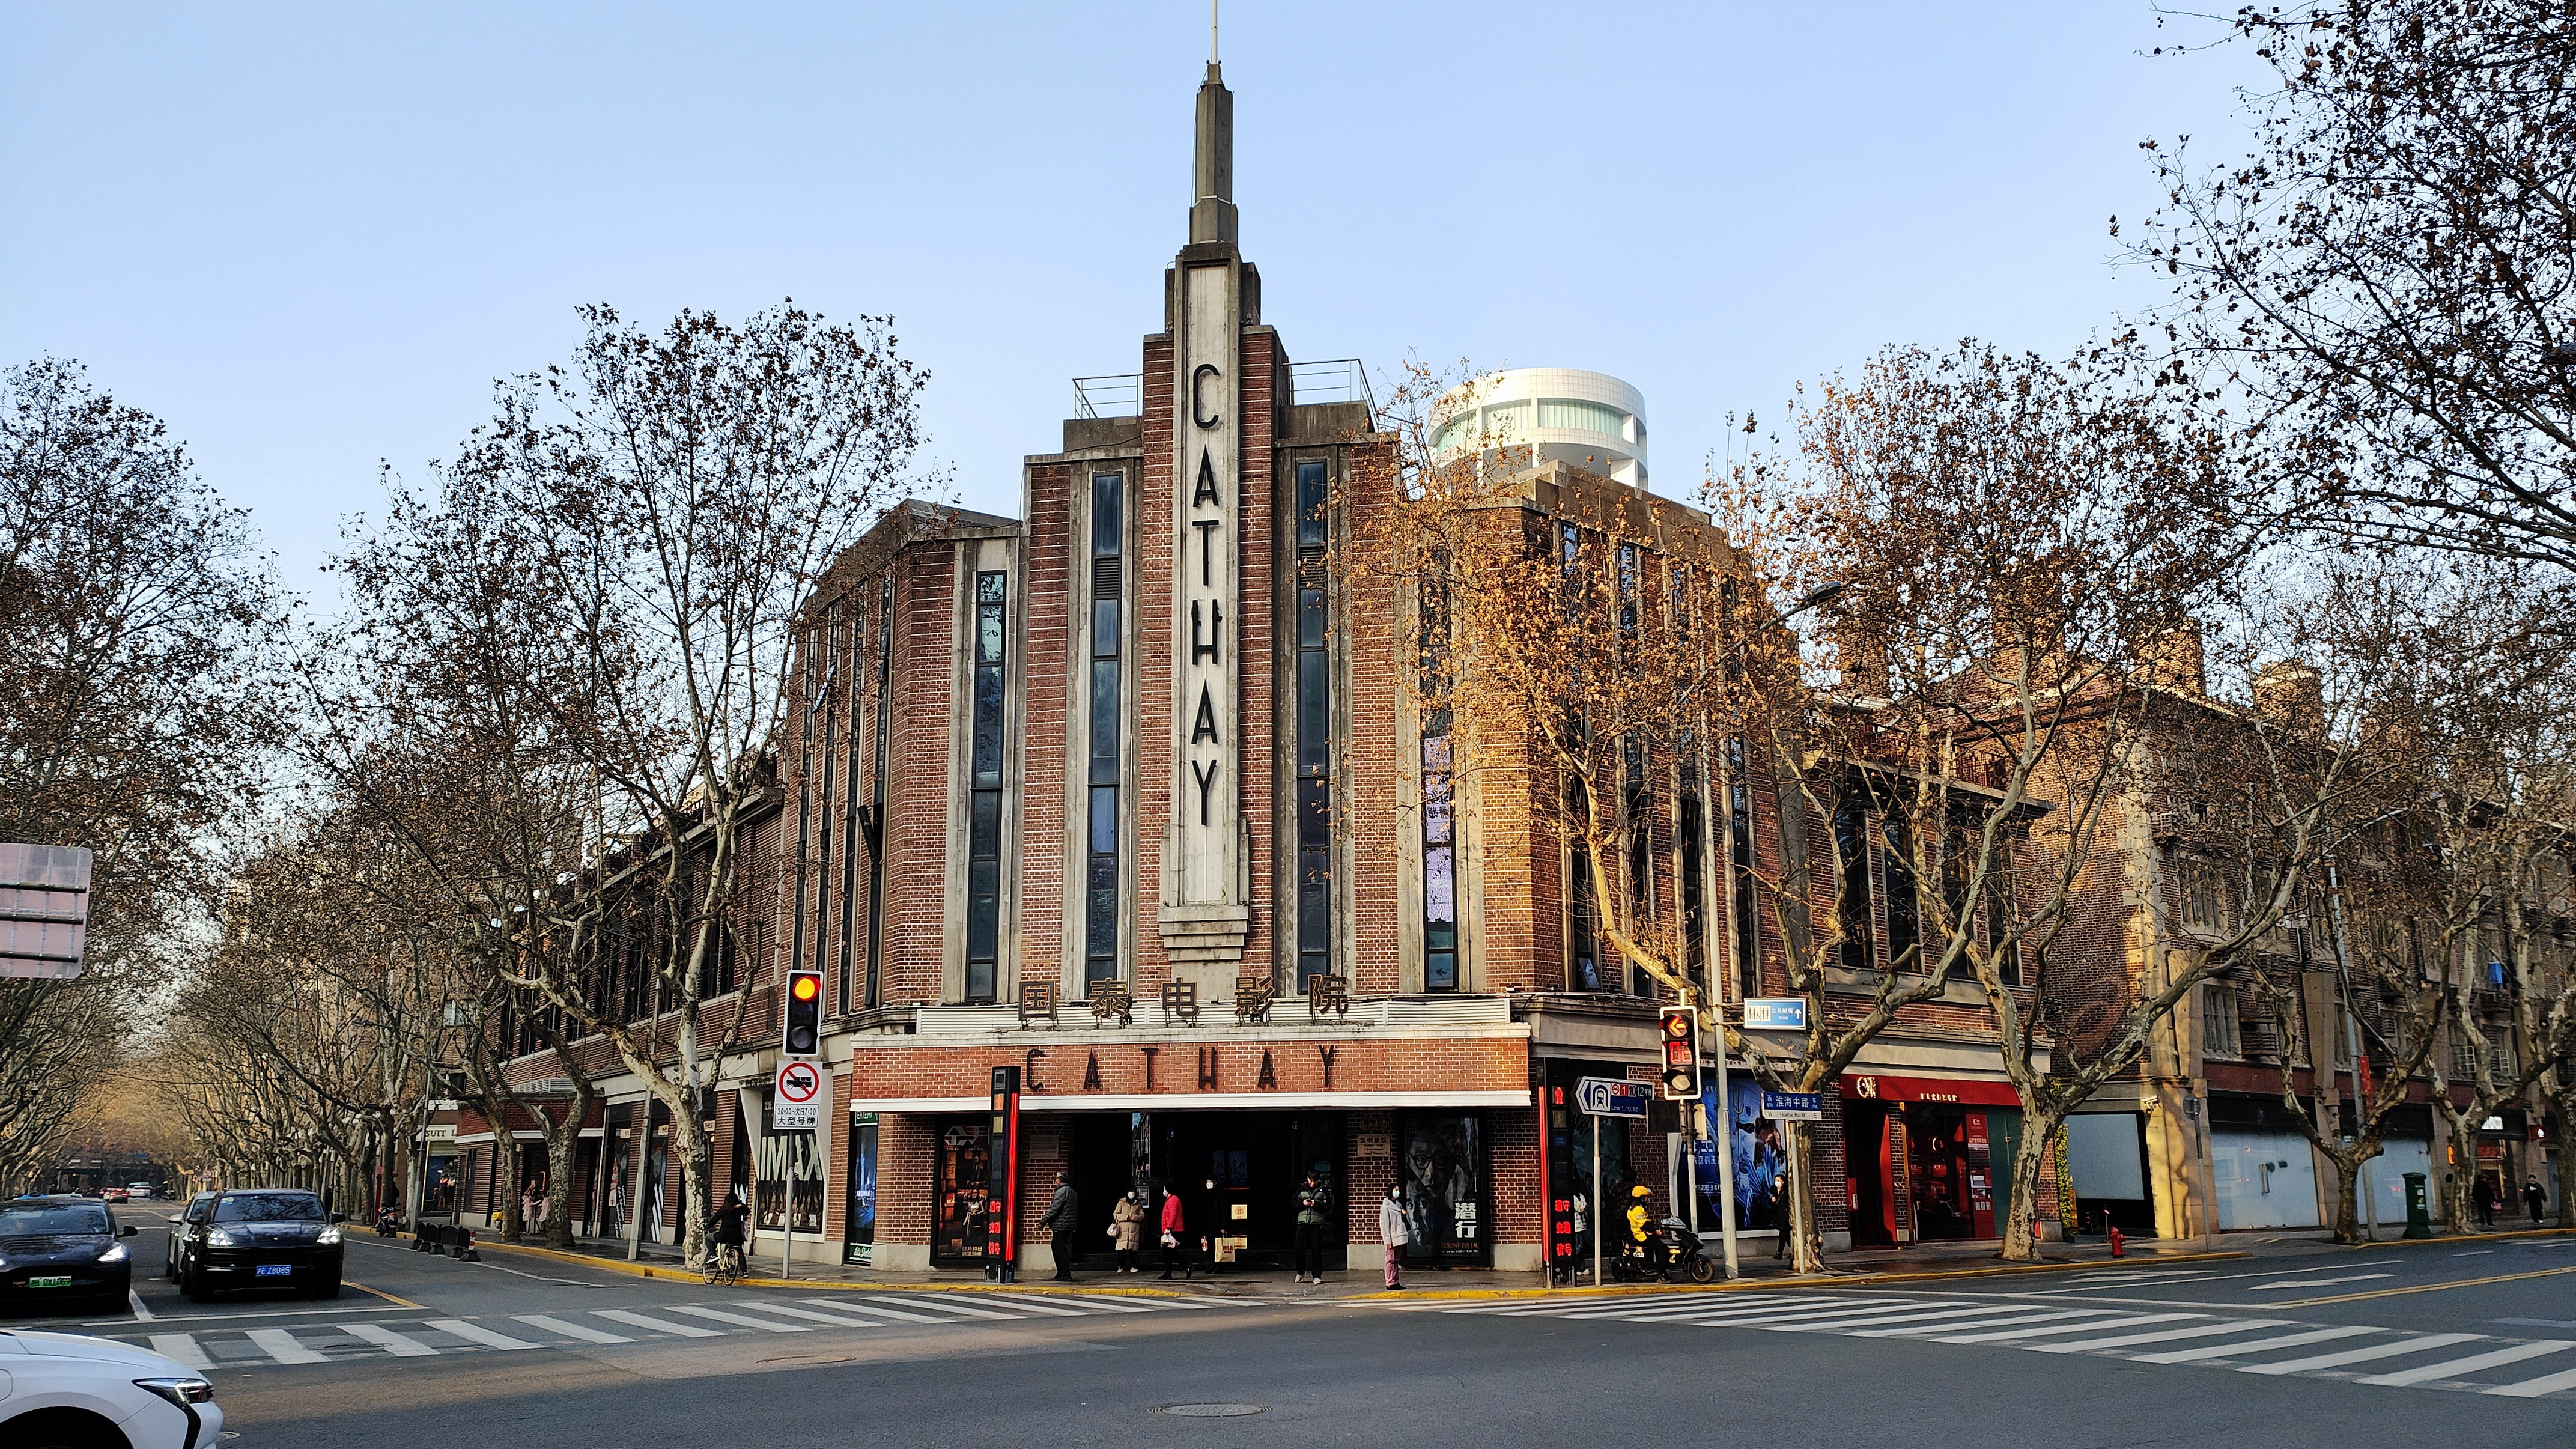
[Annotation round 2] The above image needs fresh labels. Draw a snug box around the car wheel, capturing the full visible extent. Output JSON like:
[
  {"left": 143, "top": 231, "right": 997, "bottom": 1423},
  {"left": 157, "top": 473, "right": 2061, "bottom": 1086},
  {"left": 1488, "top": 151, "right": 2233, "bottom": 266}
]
[
  {"left": 183, "top": 1262, "right": 212, "bottom": 1304},
  {"left": 311, "top": 1278, "right": 343, "bottom": 1299},
  {"left": 3, "top": 1406, "right": 127, "bottom": 1449}
]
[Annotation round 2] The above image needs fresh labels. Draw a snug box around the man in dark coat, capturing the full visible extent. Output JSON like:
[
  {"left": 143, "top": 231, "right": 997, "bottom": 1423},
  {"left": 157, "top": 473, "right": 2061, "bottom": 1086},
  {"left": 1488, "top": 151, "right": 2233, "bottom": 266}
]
[{"left": 1039, "top": 1173, "right": 1080, "bottom": 1281}]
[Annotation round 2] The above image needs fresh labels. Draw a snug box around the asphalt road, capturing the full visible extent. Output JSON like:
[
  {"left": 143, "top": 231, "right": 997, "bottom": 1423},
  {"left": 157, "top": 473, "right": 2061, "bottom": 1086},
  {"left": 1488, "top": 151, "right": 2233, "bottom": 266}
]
[{"left": 13, "top": 1220, "right": 2576, "bottom": 1448}]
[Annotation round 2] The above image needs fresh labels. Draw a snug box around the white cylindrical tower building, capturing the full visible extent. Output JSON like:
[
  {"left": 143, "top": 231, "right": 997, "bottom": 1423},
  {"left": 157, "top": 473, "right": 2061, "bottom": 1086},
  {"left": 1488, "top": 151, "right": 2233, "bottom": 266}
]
[{"left": 1431, "top": 368, "right": 1649, "bottom": 490}]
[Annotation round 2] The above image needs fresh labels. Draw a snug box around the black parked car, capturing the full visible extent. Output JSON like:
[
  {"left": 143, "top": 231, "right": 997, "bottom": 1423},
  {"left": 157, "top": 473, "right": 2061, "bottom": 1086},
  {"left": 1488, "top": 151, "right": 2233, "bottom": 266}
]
[
  {"left": 163, "top": 1191, "right": 216, "bottom": 1281},
  {"left": 173, "top": 1189, "right": 344, "bottom": 1302},
  {"left": 0, "top": 1193, "right": 138, "bottom": 1315}
]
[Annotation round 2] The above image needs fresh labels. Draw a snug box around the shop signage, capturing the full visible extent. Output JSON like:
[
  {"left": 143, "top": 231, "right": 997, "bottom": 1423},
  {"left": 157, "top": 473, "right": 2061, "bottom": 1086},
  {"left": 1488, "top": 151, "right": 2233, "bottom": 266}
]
[
  {"left": 1355, "top": 1131, "right": 1391, "bottom": 1159},
  {"left": 1842, "top": 1072, "right": 2020, "bottom": 1107},
  {"left": 774, "top": 1060, "right": 827, "bottom": 1132},
  {"left": 1576, "top": 1077, "right": 1651, "bottom": 1119},
  {"left": 424, "top": 1123, "right": 457, "bottom": 1142},
  {"left": 1742, "top": 998, "right": 1807, "bottom": 1030},
  {"left": 1761, "top": 1091, "right": 1823, "bottom": 1122}
]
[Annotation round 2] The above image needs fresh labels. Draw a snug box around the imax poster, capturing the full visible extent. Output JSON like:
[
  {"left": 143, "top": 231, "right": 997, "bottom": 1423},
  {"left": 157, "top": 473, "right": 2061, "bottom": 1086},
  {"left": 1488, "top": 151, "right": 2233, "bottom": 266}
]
[{"left": 1691, "top": 1075, "right": 1788, "bottom": 1234}]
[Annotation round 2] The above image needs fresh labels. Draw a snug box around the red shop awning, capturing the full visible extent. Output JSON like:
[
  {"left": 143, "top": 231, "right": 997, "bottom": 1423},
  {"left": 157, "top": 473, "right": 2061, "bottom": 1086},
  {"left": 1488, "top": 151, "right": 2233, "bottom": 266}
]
[{"left": 1841, "top": 1072, "right": 2021, "bottom": 1107}]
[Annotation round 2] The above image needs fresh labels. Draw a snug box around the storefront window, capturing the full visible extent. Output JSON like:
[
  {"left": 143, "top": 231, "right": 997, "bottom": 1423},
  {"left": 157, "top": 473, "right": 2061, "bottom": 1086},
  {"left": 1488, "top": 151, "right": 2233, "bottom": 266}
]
[
  {"left": 933, "top": 1122, "right": 992, "bottom": 1264},
  {"left": 1397, "top": 1114, "right": 1487, "bottom": 1265},
  {"left": 844, "top": 1113, "right": 878, "bottom": 1265}
]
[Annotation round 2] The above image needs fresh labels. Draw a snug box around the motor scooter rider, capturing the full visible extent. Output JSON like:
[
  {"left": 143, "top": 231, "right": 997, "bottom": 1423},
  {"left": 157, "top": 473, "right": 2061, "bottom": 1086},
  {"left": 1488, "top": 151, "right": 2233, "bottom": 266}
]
[{"left": 1625, "top": 1185, "right": 1669, "bottom": 1278}]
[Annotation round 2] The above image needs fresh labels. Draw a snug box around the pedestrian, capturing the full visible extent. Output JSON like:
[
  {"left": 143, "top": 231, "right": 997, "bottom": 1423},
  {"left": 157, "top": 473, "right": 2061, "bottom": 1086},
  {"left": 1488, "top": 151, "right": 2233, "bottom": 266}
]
[
  {"left": 1157, "top": 1182, "right": 1189, "bottom": 1280},
  {"left": 1112, "top": 1189, "right": 1146, "bottom": 1273},
  {"left": 1293, "top": 1172, "right": 1331, "bottom": 1283},
  {"left": 1039, "top": 1172, "right": 1080, "bottom": 1281},
  {"left": 2475, "top": 1173, "right": 2499, "bottom": 1228},
  {"left": 1378, "top": 1184, "right": 1409, "bottom": 1290},
  {"left": 1770, "top": 1186, "right": 1790, "bottom": 1261},
  {"left": 2526, "top": 1176, "right": 2549, "bottom": 1225},
  {"left": 520, "top": 1181, "right": 539, "bottom": 1234},
  {"left": 709, "top": 1191, "right": 749, "bottom": 1276}
]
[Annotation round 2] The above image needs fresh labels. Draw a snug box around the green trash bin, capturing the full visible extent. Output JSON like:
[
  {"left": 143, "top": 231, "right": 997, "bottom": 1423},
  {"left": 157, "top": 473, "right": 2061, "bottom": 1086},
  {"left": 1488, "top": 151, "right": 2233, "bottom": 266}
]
[{"left": 2402, "top": 1171, "right": 2432, "bottom": 1239}]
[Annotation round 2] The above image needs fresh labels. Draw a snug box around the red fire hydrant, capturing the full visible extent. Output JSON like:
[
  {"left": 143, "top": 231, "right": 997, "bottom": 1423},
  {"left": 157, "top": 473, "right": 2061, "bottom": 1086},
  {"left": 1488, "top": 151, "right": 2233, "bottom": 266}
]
[{"left": 2108, "top": 1225, "right": 2127, "bottom": 1258}]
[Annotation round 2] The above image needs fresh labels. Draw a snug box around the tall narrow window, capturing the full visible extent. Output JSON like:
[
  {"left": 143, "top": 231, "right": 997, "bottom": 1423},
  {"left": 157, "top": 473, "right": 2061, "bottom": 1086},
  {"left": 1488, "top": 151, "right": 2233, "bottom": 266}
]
[
  {"left": 1623, "top": 732, "right": 1652, "bottom": 996},
  {"left": 1295, "top": 459, "right": 1333, "bottom": 991},
  {"left": 1728, "top": 738, "right": 1760, "bottom": 999},
  {"left": 1569, "top": 779, "right": 1601, "bottom": 991},
  {"left": 965, "top": 570, "right": 1007, "bottom": 1003},
  {"left": 1882, "top": 810, "right": 1920, "bottom": 971},
  {"left": 1420, "top": 571, "right": 1457, "bottom": 992},
  {"left": 810, "top": 604, "right": 839, "bottom": 994},
  {"left": 787, "top": 625, "right": 819, "bottom": 1005},
  {"left": 1834, "top": 794, "right": 1874, "bottom": 970},
  {"left": 835, "top": 604, "right": 863, "bottom": 1012},
  {"left": 861, "top": 574, "right": 895, "bottom": 1010},
  {"left": 1084, "top": 472, "right": 1123, "bottom": 986},
  {"left": 1679, "top": 748, "right": 1707, "bottom": 994}
]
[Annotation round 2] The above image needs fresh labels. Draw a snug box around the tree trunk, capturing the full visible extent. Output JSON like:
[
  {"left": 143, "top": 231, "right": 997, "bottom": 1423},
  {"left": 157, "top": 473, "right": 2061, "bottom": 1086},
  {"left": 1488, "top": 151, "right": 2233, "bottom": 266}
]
[
  {"left": 1998, "top": 1108, "right": 2064, "bottom": 1263},
  {"left": 2556, "top": 1092, "right": 2575, "bottom": 1230},
  {"left": 2328, "top": 1146, "right": 2367, "bottom": 1245},
  {"left": 2442, "top": 1115, "right": 2480, "bottom": 1232},
  {"left": 544, "top": 1083, "right": 594, "bottom": 1248},
  {"left": 1788, "top": 1120, "right": 1823, "bottom": 1274}
]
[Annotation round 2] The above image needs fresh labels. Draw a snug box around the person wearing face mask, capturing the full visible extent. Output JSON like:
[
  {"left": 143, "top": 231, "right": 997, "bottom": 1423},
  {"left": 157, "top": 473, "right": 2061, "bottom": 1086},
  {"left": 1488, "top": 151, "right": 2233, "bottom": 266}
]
[{"left": 1378, "top": 1183, "right": 1409, "bottom": 1290}]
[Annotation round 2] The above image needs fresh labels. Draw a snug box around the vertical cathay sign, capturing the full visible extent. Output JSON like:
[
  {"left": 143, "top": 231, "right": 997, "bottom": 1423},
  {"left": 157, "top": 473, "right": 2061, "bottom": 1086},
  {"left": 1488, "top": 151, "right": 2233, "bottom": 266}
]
[{"left": 1159, "top": 59, "right": 1254, "bottom": 976}]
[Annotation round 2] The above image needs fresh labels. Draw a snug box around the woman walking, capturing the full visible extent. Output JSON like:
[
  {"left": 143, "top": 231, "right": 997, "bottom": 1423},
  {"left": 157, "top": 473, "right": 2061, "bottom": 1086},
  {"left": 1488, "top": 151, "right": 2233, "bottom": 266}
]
[
  {"left": 1156, "top": 1183, "right": 1190, "bottom": 1280},
  {"left": 1378, "top": 1184, "right": 1409, "bottom": 1290},
  {"left": 1112, "top": 1189, "right": 1146, "bottom": 1273}
]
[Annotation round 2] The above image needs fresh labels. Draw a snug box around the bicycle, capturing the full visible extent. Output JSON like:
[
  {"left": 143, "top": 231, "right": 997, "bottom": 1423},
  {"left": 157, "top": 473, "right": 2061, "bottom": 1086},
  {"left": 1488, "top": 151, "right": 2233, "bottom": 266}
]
[{"left": 703, "top": 1240, "right": 747, "bottom": 1286}]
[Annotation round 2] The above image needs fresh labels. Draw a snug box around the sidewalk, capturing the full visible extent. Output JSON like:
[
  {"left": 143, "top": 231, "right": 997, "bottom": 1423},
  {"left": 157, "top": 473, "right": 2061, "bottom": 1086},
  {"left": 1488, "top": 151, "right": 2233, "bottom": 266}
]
[{"left": 441, "top": 1225, "right": 2315, "bottom": 1302}]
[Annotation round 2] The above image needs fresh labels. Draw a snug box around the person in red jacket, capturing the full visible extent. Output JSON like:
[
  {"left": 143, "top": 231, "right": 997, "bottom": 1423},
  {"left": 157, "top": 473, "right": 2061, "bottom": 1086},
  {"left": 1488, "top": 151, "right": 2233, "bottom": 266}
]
[{"left": 1156, "top": 1182, "right": 1191, "bottom": 1280}]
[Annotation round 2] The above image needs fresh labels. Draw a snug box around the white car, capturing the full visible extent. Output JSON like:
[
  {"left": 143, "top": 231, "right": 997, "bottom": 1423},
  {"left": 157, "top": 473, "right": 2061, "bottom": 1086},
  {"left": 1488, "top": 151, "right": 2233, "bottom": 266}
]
[{"left": 0, "top": 1329, "right": 220, "bottom": 1449}]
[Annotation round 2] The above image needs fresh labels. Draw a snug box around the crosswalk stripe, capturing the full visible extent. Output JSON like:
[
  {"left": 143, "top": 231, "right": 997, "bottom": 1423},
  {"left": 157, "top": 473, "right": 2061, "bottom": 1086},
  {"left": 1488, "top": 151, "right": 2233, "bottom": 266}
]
[
  {"left": 515, "top": 1314, "right": 633, "bottom": 1343},
  {"left": 1848, "top": 1309, "right": 2128, "bottom": 1339},
  {"left": 2355, "top": 1340, "right": 2572, "bottom": 1387},
  {"left": 2131, "top": 1325, "right": 2378, "bottom": 1365},
  {"left": 2240, "top": 1332, "right": 2483, "bottom": 1376},
  {"left": 1702, "top": 1300, "right": 1969, "bottom": 1329},
  {"left": 2482, "top": 1362, "right": 2576, "bottom": 1399},
  {"left": 1548, "top": 1295, "right": 1849, "bottom": 1320},
  {"left": 666, "top": 1305, "right": 808, "bottom": 1333},
  {"left": 974, "top": 1292, "right": 1095, "bottom": 1317},
  {"left": 1940, "top": 1313, "right": 2201, "bottom": 1345},
  {"left": 425, "top": 1319, "right": 541, "bottom": 1351},
  {"left": 339, "top": 1322, "right": 438, "bottom": 1357},
  {"left": 148, "top": 1334, "right": 211, "bottom": 1370},
  {"left": 1787, "top": 1304, "right": 2095, "bottom": 1335},
  {"left": 1051, "top": 1294, "right": 1161, "bottom": 1314},
  {"left": 2026, "top": 1318, "right": 2297, "bottom": 1353},
  {"left": 788, "top": 1299, "right": 962, "bottom": 1325},
  {"left": 595, "top": 1308, "right": 723, "bottom": 1338},
  {"left": 869, "top": 1294, "right": 1022, "bottom": 1320},
  {"left": 738, "top": 1301, "right": 892, "bottom": 1328},
  {"left": 246, "top": 1328, "right": 328, "bottom": 1364}
]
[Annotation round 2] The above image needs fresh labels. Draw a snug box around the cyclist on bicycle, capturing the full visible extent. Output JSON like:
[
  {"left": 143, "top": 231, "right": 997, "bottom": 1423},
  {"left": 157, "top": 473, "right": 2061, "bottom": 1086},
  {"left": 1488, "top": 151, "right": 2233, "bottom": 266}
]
[{"left": 709, "top": 1192, "right": 750, "bottom": 1277}]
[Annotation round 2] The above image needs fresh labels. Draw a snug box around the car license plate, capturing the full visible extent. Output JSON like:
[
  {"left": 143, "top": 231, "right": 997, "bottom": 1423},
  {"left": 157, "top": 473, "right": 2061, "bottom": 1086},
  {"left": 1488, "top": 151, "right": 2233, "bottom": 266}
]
[
  {"left": 256, "top": 1263, "right": 293, "bottom": 1277},
  {"left": 29, "top": 1275, "right": 73, "bottom": 1288}
]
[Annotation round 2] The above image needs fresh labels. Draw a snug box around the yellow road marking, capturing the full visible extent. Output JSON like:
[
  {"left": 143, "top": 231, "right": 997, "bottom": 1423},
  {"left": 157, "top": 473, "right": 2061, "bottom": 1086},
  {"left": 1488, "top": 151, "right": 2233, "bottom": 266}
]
[
  {"left": 2274, "top": 1264, "right": 2576, "bottom": 1308},
  {"left": 343, "top": 1279, "right": 424, "bottom": 1308}
]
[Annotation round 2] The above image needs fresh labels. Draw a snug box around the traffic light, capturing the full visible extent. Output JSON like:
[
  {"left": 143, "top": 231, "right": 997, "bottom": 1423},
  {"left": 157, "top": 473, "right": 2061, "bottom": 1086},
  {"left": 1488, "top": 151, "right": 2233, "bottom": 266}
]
[
  {"left": 1658, "top": 1006, "right": 1699, "bottom": 1101},
  {"left": 783, "top": 968, "right": 823, "bottom": 1057}
]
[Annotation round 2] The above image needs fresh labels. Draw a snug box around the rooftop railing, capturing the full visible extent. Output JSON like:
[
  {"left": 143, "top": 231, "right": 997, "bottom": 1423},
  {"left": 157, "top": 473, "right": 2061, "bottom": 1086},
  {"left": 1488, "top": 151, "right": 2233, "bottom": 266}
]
[{"left": 1072, "top": 359, "right": 1378, "bottom": 421}]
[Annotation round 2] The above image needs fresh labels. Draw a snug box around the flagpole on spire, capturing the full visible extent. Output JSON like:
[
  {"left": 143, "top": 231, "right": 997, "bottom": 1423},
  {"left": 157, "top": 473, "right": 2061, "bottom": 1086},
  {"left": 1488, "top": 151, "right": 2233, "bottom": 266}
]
[{"left": 1211, "top": 0, "right": 1220, "bottom": 65}]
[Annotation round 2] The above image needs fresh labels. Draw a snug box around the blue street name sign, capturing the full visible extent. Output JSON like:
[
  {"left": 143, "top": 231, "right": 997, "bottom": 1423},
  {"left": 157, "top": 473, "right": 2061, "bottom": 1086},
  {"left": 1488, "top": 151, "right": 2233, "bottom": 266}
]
[
  {"left": 1761, "top": 1091, "right": 1824, "bottom": 1122},
  {"left": 1742, "top": 997, "right": 1808, "bottom": 1030},
  {"left": 1576, "top": 1077, "right": 1652, "bottom": 1119}
]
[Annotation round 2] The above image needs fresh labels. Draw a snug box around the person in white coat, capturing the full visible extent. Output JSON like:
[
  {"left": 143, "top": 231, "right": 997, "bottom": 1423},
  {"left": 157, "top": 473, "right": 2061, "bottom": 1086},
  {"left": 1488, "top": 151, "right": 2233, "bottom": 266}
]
[{"left": 1378, "top": 1184, "right": 1409, "bottom": 1290}]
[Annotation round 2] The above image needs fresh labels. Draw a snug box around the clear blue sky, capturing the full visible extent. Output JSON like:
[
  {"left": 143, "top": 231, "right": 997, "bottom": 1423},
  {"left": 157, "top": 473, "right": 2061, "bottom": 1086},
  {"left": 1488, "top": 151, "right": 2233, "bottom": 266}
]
[{"left": 1, "top": 2, "right": 2263, "bottom": 603}]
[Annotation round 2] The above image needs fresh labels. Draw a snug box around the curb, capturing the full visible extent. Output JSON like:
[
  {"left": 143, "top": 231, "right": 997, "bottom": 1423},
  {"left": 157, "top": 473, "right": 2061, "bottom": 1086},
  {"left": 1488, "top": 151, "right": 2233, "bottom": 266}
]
[
  {"left": 455, "top": 1236, "right": 1211, "bottom": 1299},
  {"left": 2345, "top": 1225, "right": 2576, "bottom": 1250}
]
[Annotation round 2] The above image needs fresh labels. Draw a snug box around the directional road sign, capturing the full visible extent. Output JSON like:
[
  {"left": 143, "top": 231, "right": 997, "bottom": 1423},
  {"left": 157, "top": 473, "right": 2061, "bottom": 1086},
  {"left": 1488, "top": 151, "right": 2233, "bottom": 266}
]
[{"left": 1576, "top": 1076, "right": 1652, "bottom": 1119}]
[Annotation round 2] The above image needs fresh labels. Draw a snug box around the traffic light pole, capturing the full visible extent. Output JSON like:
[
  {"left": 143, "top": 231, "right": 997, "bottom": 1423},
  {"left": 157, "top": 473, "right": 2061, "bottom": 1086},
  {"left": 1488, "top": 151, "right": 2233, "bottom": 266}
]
[
  {"left": 1706, "top": 1000, "right": 1740, "bottom": 1279},
  {"left": 1591, "top": 1122, "right": 1603, "bottom": 1290}
]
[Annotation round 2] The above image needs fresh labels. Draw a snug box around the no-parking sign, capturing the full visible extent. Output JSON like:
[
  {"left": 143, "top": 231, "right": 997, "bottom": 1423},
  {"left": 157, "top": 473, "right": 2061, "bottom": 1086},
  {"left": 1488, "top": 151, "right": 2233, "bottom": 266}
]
[{"left": 774, "top": 1059, "right": 828, "bottom": 1132}]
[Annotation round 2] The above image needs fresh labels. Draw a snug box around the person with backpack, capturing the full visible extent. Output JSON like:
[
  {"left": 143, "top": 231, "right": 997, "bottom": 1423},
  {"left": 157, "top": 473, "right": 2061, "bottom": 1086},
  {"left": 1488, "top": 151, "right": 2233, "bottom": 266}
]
[{"left": 1293, "top": 1172, "right": 1331, "bottom": 1283}]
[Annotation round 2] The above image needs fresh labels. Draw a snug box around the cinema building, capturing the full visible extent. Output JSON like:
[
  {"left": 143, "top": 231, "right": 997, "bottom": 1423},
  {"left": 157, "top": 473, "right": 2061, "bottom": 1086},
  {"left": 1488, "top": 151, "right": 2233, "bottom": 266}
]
[{"left": 444, "top": 58, "right": 2062, "bottom": 1274}]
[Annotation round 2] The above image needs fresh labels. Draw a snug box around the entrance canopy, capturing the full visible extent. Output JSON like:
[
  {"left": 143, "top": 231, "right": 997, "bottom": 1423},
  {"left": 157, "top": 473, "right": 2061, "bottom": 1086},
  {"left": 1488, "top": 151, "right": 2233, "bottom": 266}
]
[
  {"left": 1841, "top": 1072, "right": 2019, "bottom": 1107},
  {"left": 846, "top": 1090, "right": 1530, "bottom": 1113}
]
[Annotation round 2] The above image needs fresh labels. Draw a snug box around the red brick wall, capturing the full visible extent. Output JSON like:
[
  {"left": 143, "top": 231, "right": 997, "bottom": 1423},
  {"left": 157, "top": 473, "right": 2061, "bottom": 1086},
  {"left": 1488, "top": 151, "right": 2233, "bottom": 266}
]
[{"left": 1019, "top": 463, "right": 1074, "bottom": 991}]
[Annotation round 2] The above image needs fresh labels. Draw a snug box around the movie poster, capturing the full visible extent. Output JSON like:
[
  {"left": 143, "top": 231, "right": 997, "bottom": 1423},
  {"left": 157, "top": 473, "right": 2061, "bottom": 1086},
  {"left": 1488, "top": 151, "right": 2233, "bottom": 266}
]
[
  {"left": 755, "top": 1093, "right": 825, "bottom": 1233},
  {"left": 1692, "top": 1074, "right": 1788, "bottom": 1235},
  {"left": 1397, "top": 1114, "right": 1486, "bottom": 1264}
]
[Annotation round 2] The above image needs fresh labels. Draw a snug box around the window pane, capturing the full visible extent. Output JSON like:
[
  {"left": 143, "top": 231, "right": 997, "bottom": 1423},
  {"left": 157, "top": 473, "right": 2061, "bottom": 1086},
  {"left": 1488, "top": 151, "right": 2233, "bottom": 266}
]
[
  {"left": 1426, "top": 950, "right": 1456, "bottom": 992},
  {"left": 1296, "top": 460, "right": 1327, "bottom": 551},
  {"left": 1092, "top": 473, "right": 1123, "bottom": 557},
  {"left": 1089, "top": 786, "right": 1118, "bottom": 854},
  {"left": 1092, "top": 599, "right": 1120, "bottom": 658},
  {"left": 1086, "top": 883, "right": 1118, "bottom": 961},
  {"left": 967, "top": 861, "right": 1000, "bottom": 963},
  {"left": 1299, "top": 777, "right": 1329, "bottom": 849},
  {"left": 971, "top": 789, "right": 1001, "bottom": 858},
  {"left": 1426, "top": 847, "right": 1456, "bottom": 943},
  {"left": 1299, "top": 652, "right": 1329, "bottom": 773},
  {"left": 973, "top": 665, "right": 1004, "bottom": 782},
  {"left": 977, "top": 601, "right": 1004, "bottom": 665}
]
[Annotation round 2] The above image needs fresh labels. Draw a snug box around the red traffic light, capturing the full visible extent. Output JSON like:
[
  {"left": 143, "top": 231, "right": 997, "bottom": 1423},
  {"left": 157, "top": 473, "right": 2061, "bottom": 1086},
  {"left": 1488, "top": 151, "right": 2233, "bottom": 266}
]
[{"left": 791, "top": 973, "right": 820, "bottom": 1001}]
